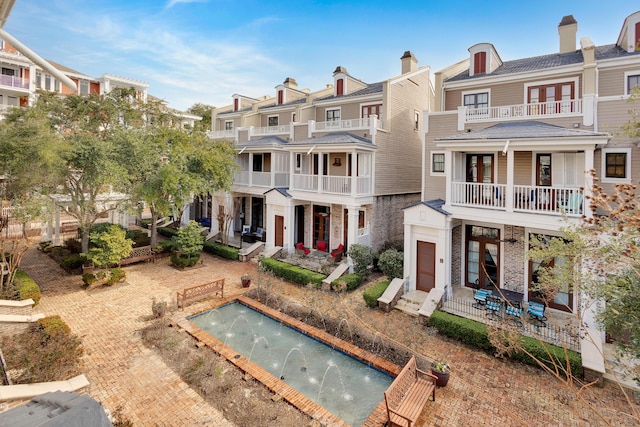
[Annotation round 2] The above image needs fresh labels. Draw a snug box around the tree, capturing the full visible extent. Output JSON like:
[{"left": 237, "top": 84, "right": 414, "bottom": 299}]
[
  {"left": 213, "top": 193, "right": 241, "bottom": 246},
  {"left": 173, "top": 220, "right": 204, "bottom": 257},
  {"left": 187, "top": 103, "right": 213, "bottom": 132},
  {"left": 88, "top": 225, "right": 134, "bottom": 268}
]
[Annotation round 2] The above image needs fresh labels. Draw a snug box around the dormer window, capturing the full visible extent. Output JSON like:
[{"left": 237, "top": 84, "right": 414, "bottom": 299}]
[
  {"left": 277, "top": 89, "right": 283, "bottom": 105},
  {"left": 473, "top": 52, "right": 486, "bottom": 75},
  {"left": 636, "top": 21, "right": 640, "bottom": 51},
  {"left": 234, "top": 98, "right": 239, "bottom": 111},
  {"left": 336, "top": 78, "right": 344, "bottom": 96}
]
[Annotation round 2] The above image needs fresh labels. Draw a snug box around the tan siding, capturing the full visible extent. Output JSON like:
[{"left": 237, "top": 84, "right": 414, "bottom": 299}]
[
  {"left": 598, "top": 100, "right": 637, "bottom": 135},
  {"left": 374, "top": 71, "right": 432, "bottom": 195},
  {"left": 513, "top": 152, "right": 532, "bottom": 185},
  {"left": 598, "top": 68, "right": 627, "bottom": 97},
  {"left": 424, "top": 113, "right": 457, "bottom": 200},
  {"left": 293, "top": 124, "right": 308, "bottom": 141}
]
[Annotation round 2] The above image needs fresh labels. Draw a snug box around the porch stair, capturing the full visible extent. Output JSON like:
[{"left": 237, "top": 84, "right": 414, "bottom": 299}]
[
  {"left": 321, "top": 262, "right": 349, "bottom": 287},
  {"left": 395, "top": 290, "right": 428, "bottom": 317},
  {"left": 238, "top": 242, "right": 264, "bottom": 262},
  {"left": 603, "top": 345, "right": 640, "bottom": 392}
]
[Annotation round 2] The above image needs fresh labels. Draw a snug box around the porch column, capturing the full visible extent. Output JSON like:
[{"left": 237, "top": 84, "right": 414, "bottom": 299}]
[
  {"left": 505, "top": 149, "right": 514, "bottom": 213},
  {"left": 318, "top": 153, "right": 324, "bottom": 193},
  {"left": 270, "top": 154, "right": 276, "bottom": 188},
  {"left": 444, "top": 151, "right": 452, "bottom": 208},
  {"left": 403, "top": 221, "right": 412, "bottom": 286},
  {"left": 289, "top": 152, "right": 295, "bottom": 191},
  {"left": 285, "top": 202, "right": 296, "bottom": 253},
  {"left": 347, "top": 206, "right": 359, "bottom": 249},
  {"left": 248, "top": 153, "right": 254, "bottom": 186},
  {"left": 444, "top": 221, "right": 453, "bottom": 299},
  {"left": 265, "top": 201, "right": 275, "bottom": 250},
  {"left": 583, "top": 148, "right": 594, "bottom": 219},
  {"left": 350, "top": 153, "right": 357, "bottom": 196},
  {"left": 54, "top": 208, "right": 61, "bottom": 246}
]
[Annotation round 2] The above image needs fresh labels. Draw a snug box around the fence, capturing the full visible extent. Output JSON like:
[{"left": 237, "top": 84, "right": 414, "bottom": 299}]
[{"left": 441, "top": 296, "right": 581, "bottom": 351}]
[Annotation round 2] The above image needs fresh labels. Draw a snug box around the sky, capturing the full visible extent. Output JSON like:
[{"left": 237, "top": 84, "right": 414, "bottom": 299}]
[{"left": 4, "top": 1, "right": 638, "bottom": 112}]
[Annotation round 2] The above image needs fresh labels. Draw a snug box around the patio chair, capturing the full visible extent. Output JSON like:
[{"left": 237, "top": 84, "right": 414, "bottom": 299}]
[
  {"left": 558, "top": 192, "right": 583, "bottom": 215},
  {"left": 526, "top": 301, "right": 547, "bottom": 327},
  {"left": 316, "top": 240, "right": 327, "bottom": 252},
  {"left": 295, "top": 242, "right": 310, "bottom": 256},
  {"left": 472, "top": 289, "right": 492, "bottom": 309},
  {"left": 505, "top": 300, "right": 524, "bottom": 326},
  {"left": 485, "top": 295, "right": 503, "bottom": 319},
  {"left": 330, "top": 244, "right": 344, "bottom": 258}
]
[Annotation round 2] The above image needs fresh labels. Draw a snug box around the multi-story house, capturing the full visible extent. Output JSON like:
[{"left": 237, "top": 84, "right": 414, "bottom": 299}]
[
  {"left": 403, "top": 11, "right": 640, "bottom": 377},
  {"left": 208, "top": 52, "right": 434, "bottom": 253}
]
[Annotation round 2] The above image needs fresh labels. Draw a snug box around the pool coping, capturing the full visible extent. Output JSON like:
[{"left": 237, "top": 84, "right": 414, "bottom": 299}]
[{"left": 177, "top": 295, "right": 401, "bottom": 427}]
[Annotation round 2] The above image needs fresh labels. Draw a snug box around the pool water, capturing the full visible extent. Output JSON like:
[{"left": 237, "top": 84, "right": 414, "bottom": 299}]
[{"left": 189, "top": 302, "right": 393, "bottom": 426}]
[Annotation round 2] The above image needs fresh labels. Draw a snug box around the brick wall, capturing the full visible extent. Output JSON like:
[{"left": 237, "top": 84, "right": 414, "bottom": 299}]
[
  {"left": 503, "top": 225, "right": 525, "bottom": 292},
  {"left": 0, "top": 302, "right": 33, "bottom": 316},
  {"left": 371, "top": 193, "right": 420, "bottom": 251},
  {"left": 451, "top": 225, "right": 461, "bottom": 286},
  {"left": 0, "top": 321, "right": 30, "bottom": 336}
]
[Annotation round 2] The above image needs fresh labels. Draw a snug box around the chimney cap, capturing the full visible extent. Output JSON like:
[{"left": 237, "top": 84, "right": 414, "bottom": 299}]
[
  {"left": 401, "top": 50, "right": 415, "bottom": 59},
  {"left": 559, "top": 15, "right": 577, "bottom": 27},
  {"left": 283, "top": 77, "right": 297, "bottom": 85},
  {"left": 333, "top": 66, "right": 348, "bottom": 75}
]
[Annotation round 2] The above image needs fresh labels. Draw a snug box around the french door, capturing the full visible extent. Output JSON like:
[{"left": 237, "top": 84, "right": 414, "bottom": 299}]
[{"left": 466, "top": 225, "right": 499, "bottom": 289}]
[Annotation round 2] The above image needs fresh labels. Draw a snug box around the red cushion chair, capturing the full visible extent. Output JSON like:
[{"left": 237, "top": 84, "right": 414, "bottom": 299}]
[
  {"left": 331, "top": 244, "right": 344, "bottom": 258},
  {"left": 316, "top": 240, "right": 327, "bottom": 252},
  {"left": 296, "top": 242, "right": 310, "bottom": 256}
]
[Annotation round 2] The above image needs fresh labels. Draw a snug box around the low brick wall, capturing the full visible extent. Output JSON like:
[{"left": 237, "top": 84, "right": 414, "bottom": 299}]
[
  {"left": 0, "top": 300, "right": 39, "bottom": 337},
  {"left": 0, "top": 300, "right": 34, "bottom": 317},
  {"left": 0, "top": 321, "right": 30, "bottom": 336}
]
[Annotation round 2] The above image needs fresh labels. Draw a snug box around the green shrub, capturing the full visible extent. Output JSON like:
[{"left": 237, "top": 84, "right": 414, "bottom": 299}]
[
  {"left": 347, "top": 244, "right": 376, "bottom": 276},
  {"left": 60, "top": 254, "right": 87, "bottom": 271},
  {"left": 173, "top": 221, "right": 204, "bottom": 256},
  {"left": 378, "top": 249, "right": 404, "bottom": 279},
  {"left": 108, "top": 268, "right": 126, "bottom": 285},
  {"left": 331, "top": 273, "right": 363, "bottom": 292},
  {"left": 14, "top": 270, "right": 41, "bottom": 306},
  {"left": 157, "top": 226, "right": 179, "bottom": 238},
  {"left": 363, "top": 280, "right": 390, "bottom": 308},
  {"left": 82, "top": 273, "right": 97, "bottom": 286},
  {"left": 379, "top": 238, "right": 404, "bottom": 253},
  {"left": 260, "top": 258, "right": 326, "bottom": 286},
  {"left": 126, "top": 229, "right": 151, "bottom": 247},
  {"left": 35, "top": 315, "right": 71, "bottom": 339},
  {"left": 140, "top": 219, "right": 151, "bottom": 229},
  {"left": 64, "top": 238, "right": 82, "bottom": 254},
  {"left": 88, "top": 225, "right": 133, "bottom": 268},
  {"left": 203, "top": 241, "right": 239, "bottom": 260},
  {"left": 156, "top": 240, "right": 176, "bottom": 253},
  {"left": 428, "top": 310, "right": 582, "bottom": 375},
  {"left": 171, "top": 253, "right": 200, "bottom": 268}
]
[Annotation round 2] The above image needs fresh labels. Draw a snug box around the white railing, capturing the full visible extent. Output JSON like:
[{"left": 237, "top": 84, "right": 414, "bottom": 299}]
[
  {"left": 291, "top": 174, "right": 372, "bottom": 195},
  {"left": 0, "top": 75, "right": 28, "bottom": 89},
  {"left": 451, "top": 182, "right": 583, "bottom": 216},
  {"left": 273, "top": 172, "right": 289, "bottom": 187},
  {"left": 292, "top": 174, "right": 318, "bottom": 191},
  {"left": 233, "top": 171, "right": 289, "bottom": 188},
  {"left": 252, "top": 124, "right": 291, "bottom": 136},
  {"left": 315, "top": 118, "right": 371, "bottom": 131},
  {"left": 322, "top": 176, "right": 351, "bottom": 194},
  {"left": 465, "top": 99, "right": 582, "bottom": 123},
  {"left": 208, "top": 129, "right": 235, "bottom": 139},
  {"left": 252, "top": 172, "right": 271, "bottom": 187},
  {"left": 357, "top": 177, "right": 371, "bottom": 194},
  {"left": 234, "top": 170, "right": 250, "bottom": 185}
]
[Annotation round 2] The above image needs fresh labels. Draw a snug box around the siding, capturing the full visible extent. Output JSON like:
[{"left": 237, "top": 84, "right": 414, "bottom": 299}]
[
  {"left": 424, "top": 112, "right": 457, "bottom": 200},
  {"left": 598, "top": 67, "right": 633, "bottom": 97}
]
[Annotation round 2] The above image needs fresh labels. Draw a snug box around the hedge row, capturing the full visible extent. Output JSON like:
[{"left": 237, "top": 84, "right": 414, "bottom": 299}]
[
  {"left": 363, "top": 280, "right": 390, "bottom": 308},
  {"left": 157, "top": 227, "right": 179, "bottom": 238},
  {"left": 259, "top": 258, "right": 326, "bottom": 287},
  {"left": 428, "top": 310, "right": 582, "bottom": 376},
  {"left": 14, "top": 270, "right": 41, "bottom": 306},
  {"left": 203, "top": 241, "right": 239, "bottom": 260},
  {"left": 330, "top": 273, "right": 363, "bottom": 292}
]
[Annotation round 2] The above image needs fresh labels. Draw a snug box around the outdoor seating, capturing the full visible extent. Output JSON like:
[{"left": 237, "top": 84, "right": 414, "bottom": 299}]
[
  {"left": 316, "top": 240, "right": 327, "bottom": 252},
  {"left": 505, "top": 300, "right": 524, "bottom": 325},
  {"left": 527, "top": 301, "right": 547, "bottom": 327},
  {"left": 472, "top": 289, "right": 492, "bottom": 309},
  {"left": 558, "top": 192, "right": 583, "bottom": 215},
  {"left": 330, "top": 244, "right": 344, "bottom": 258},
  {"left": 295, "top": 242, "right": 310, "bottom": 256},
  {"left": 485, "top": 295, "right": 503, "bottom": 319}
]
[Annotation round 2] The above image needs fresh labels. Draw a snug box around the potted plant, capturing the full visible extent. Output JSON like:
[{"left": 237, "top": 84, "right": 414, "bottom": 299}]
[
  {"left": 241, "top": 274, "right": 251, "bottom": 288},
  {"left": 430, "top": 360, "right": 451, "bottom": 387}
]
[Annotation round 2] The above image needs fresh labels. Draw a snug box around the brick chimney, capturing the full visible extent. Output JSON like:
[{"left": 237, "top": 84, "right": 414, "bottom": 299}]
[
  {"left": 401, "top": 51, "right": 418, "bottom": 74},
  {"left": 283, "top": 77, "right": 298, "bottom": 89},
  {"left": 558, "top": 15, "right": 578, "bottom": 54}
]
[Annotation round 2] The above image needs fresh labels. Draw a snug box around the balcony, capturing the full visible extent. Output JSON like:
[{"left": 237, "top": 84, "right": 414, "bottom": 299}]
[
  {"left": 291, "top": 174, "right": 371, "bottom": 196},
  {"left": 451, "top": 182, "right": 583, "bottom": 216},
  {"left": 0, "top": 74, "right": 29, "bottom": 90},
  {"left": 233, "top": 170, "right": 289, "bottom": 188},
  {"left": 309, "top": 116, "right": 383, "bottom": 137},
  {"left": 208, "top": 129, "right": 235, "bottom": 139},
  {"left": 252, "top": 124, "right": 291, "bottom": 137},
  {"left": 461, "top": 100, "right": 582, "bottom": 126}
]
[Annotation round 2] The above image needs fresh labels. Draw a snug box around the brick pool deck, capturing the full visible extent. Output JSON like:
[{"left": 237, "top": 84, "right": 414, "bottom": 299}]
[{"left": 13, "top": 248, "right": 640, "bottom": 426}]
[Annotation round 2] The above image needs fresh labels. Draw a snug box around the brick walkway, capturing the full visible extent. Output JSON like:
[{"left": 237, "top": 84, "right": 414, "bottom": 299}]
[{"left": 17, "top": 248, "right": 640, "bottom": 426}]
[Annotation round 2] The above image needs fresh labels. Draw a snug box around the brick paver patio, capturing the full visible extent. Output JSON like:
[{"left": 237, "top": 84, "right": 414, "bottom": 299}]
[{"left": 15, "top": 248, "right": 640, "bottom": 426}]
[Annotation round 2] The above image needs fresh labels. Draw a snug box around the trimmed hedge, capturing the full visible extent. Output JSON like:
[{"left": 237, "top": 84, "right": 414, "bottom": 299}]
[
  {"left": 60, "top": 254, "right": 87, "bottom": 271},
  {"left": 203, "top": 241, "right": 239, "bottom": 260},
  {"left": 157, "top": 227, "right": 179, "bottom": 238},
  {"left": 428, "top": 310, "right": 582, "bottom": 376},
  {"left": 363, "top": 280, "right": 390, "bottom": 308},
  {"left": 170, "top": 253, "right": 200, "bottom": 268},
  {"left": 330, "top": 273, "right": 363, "bottom": 292},
  {"left": 259, "top": 258, "right": 326, "bottom": 287},
  {"left": 14, "top": 270, "right": 41, "bottom": 306}
]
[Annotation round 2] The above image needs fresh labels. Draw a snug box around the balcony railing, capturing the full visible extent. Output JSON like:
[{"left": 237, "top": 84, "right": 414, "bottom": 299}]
[
  {"left": 291, "top": 173, "right": 371, "bottom": 196},
  {"left": 252, "top": 124, "right": 291, "bottom": 136},
  {"left": 451, "top": 182, "right": 583, "bottom": 216},
  {"left": 0, "top": 74, "right": 28, "bottom": 89},
  {"left": 464, "top": 99, "right": 582, "bottom": 123},
  {"left": 208, "top": 129, "right": 235, "bottom": 139},
  {"left": 233, "top": 171, "right": 289, "bottom": 188}
]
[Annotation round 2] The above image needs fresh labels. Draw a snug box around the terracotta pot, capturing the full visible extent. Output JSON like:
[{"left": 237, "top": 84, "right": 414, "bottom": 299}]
[
  {"left": 241, "top": 278, "right": 251, "bottom": 288},
  {"left": 431, "top": 370, "right": 450, "bottom": 387}
]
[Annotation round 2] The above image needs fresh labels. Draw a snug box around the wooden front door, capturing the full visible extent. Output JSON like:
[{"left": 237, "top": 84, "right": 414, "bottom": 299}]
[
  {"left": 274, "top": 215, "right": 284, "bottom": 247},
  {"left": 416, "top": 241, "right": 436, "bottom": 292}
]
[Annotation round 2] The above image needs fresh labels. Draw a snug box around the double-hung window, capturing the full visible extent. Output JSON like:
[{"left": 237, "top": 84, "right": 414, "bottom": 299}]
[
  {"left": 602, "top": 148, "right": 631, "bottom": 183},
  {"left": 268, "top": 116, "right": 278, "bottom": 127},
  {"left": 326, "top": 108, "right": 340, "bottom": 122},
  {"left": 627, "top": 74, "right": 640, "bottom": 95},
  {"left": 464, "top": 92, "right": 489, "bottom": 116}
]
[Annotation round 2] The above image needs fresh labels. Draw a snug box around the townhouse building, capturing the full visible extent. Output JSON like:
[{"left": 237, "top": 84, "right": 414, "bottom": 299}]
[
  {"left": 403, "top": 11, "right": 640, "bottom": 362},
  {"left": 208, "top": 52, "right": 434, "bottom": 253}
]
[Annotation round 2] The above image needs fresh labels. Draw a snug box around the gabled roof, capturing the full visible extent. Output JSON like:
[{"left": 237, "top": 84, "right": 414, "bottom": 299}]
[
  {"left": 258, "top": 97, "right": 308, "bottom": 111},
  {"left": 315, "top": 82, "right": 383, "bottom": 102},
  {"left": 264, "top": 187, "right": 292, "bottom": 197},
  {"left": 446, "top": 44, "right": 640, "bottom": 83},
  {"left": 237, "top": 136, "right": 288, "bottom": 148},
  {"left": 436, "top": 121, "right": 608, "bottom": 141},
  {"left": 286, "top": 132, "right": 373, "bottom": 146},
  {"left": 402, "top": 199, "right": 449, "bottom": 216}
]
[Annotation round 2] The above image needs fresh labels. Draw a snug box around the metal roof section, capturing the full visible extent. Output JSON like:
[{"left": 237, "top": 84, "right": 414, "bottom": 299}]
[
  {"left": 0, "top": 391, "right": 112, "bottom": 427},
  {"left": 402, "top": 199, "right": 450, "bottom": 216},
  {"left": 286, "top": 132, "right": 374, "bottom": 146},
  {"left": 315, "top": 82, "right": 384, "bottom": 102},
  {"left": 436, "top": 121, "right": 609, "bottom": 141},
  {"left": 237, "top": 136, "right": 288, "bottom": 148},
  {"left": 257, "top": 97, "right": 307, "bottom": 111},
  {"left": 264, "top": 187, "right": 292, "bottom": 198}
]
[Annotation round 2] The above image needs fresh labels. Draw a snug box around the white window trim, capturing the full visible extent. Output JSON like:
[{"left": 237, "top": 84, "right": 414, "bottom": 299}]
[
  {"left": 267, "top": 114, "right": 279, "bottom": 127},
  {"left": 430, "top": 151, "right": 446, "bottom": 176},
  {"left": 460, "top": 88, "right": 491, "bottom": 107},
  {"left": 468, "top": 44, "right": 492, "bottom": 77},
  {"left": 601, "top": 147, "right": 632, "bottom": 184},
  {"left": 325, "top": 107, "right": 341, "bottom": 122},
  {"left": 291, "top": 111, "right": 297, "bottom": 123},
  {"left": 624, "top": 70, "right": 640, "bottom": 96},
  {"left": 334, "top": 75, "right": 347, "bottom": 96},
  {"left": 523, "top": 77, "right": 580, "bottom": 103},
  {"left": 224, "top": 120, "right": 234, "bottom": 130}
]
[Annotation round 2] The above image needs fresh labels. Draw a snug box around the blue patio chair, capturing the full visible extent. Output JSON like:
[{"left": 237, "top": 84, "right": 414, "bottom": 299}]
[
  {"left": 526, "top": 301, "right": 547, "bottom": 327},
  {"left": 473, "top": 289, "right": 492, "bottom": 309},
  {"left": 505, "top": 300, "right": 524, "bottom": 326},
  {"left": 485, "top": 295, "right": 503, "bottom": 319}
]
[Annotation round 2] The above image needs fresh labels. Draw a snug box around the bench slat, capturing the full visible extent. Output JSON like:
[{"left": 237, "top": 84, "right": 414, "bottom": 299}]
[
  {"left": 384, "top": 356, "right": 436, "bottom": 427},
  {"left": 177, "top": 279, "right": 225, "bottom": 309}
]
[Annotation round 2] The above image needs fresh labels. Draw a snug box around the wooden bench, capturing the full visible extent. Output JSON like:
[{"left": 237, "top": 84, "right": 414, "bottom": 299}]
[
  {"left": 177, "top": 278, "right": 225, "bottom": 309},
  {"left": 119, "top": 246, "right": 156, "bottom": 266},
  {"left": 384, "top": 356, "right": 437, "bottom": 427}
]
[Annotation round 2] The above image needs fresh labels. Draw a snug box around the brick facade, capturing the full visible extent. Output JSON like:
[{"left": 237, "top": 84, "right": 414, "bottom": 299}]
[{"left": 371, "top": 193, "right": 420, "bottom": 251}]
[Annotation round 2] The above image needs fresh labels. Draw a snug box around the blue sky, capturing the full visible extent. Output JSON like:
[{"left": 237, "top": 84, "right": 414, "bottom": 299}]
[{"left": 4, "top": 1, "right": 637, "bottom": 111}]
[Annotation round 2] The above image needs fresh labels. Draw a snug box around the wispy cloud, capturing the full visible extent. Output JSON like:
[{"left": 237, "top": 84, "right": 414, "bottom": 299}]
[{"left": 165, "top": 0, "right": 208, "bottom": 10}]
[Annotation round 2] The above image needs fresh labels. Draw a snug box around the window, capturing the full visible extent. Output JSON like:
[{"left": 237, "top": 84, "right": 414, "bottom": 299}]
[
  {"left": 295, "top": 153, "right": 301, "bottom": 170},
  {"left": 277, "top": 90, "right": 283, "bottom": 105},
  {"left": 358, "top": 211, "right": 365, "bottom": 229},
  {"left": 1, "top": 68, "right": 14, "bottom": 76},
  {"left": 79, "top": 80, "right": 89, "bottom": 95},
  {"left": 431, "top": 152, "right": 445, "bottom": 175},
  {"left": 414, "top": 110, "right": 420, "bottom": 130},
  {"left": 527, "top": 81, "right": 575, "bottom": 114},
  {"left": 627, "top": 74, "right": 640, "bottom": 94},
  {"left": 35, "top": 71, "right": 41, "bottom": 89},
  {"left": 473, "top": 51, "right": 486, "bottom": 74},
  {"left": 291, "top": 112, "right": 297, "bottom": 122},
  {"left": 252, "top": 154, "right": 263, "bottom": 172},
  {"left": 224, "top": 120, "right": 233, "bottom": 130},
  {"left": 268, "top": 115, "right": 278, "bottom": 127},
  {"left": 602, "top": 148, "right": 631, "bottom": 182},
  {"left": 336, "top": 78, "right": 344, "bottom": 96},
  {"left": 44, "top": 74, "right": 51, "bottom": 91},
  {"left": 463, "top": 92, "right": 488, "bottom": 109},
  {"left": 326, "top": 108, "right": 340, "bottom": 122},
  {"left": 466, "top": 225, "right": 499, "bottom": 289},
  {"left": 362, "top": 104, "right": 382, "bottom": 121},
  {"left": 233, "top": 98, "right": 239, "bottom": 111},
  {"left": 528, "top": 234, "right": 573, "bottom": 312}
]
